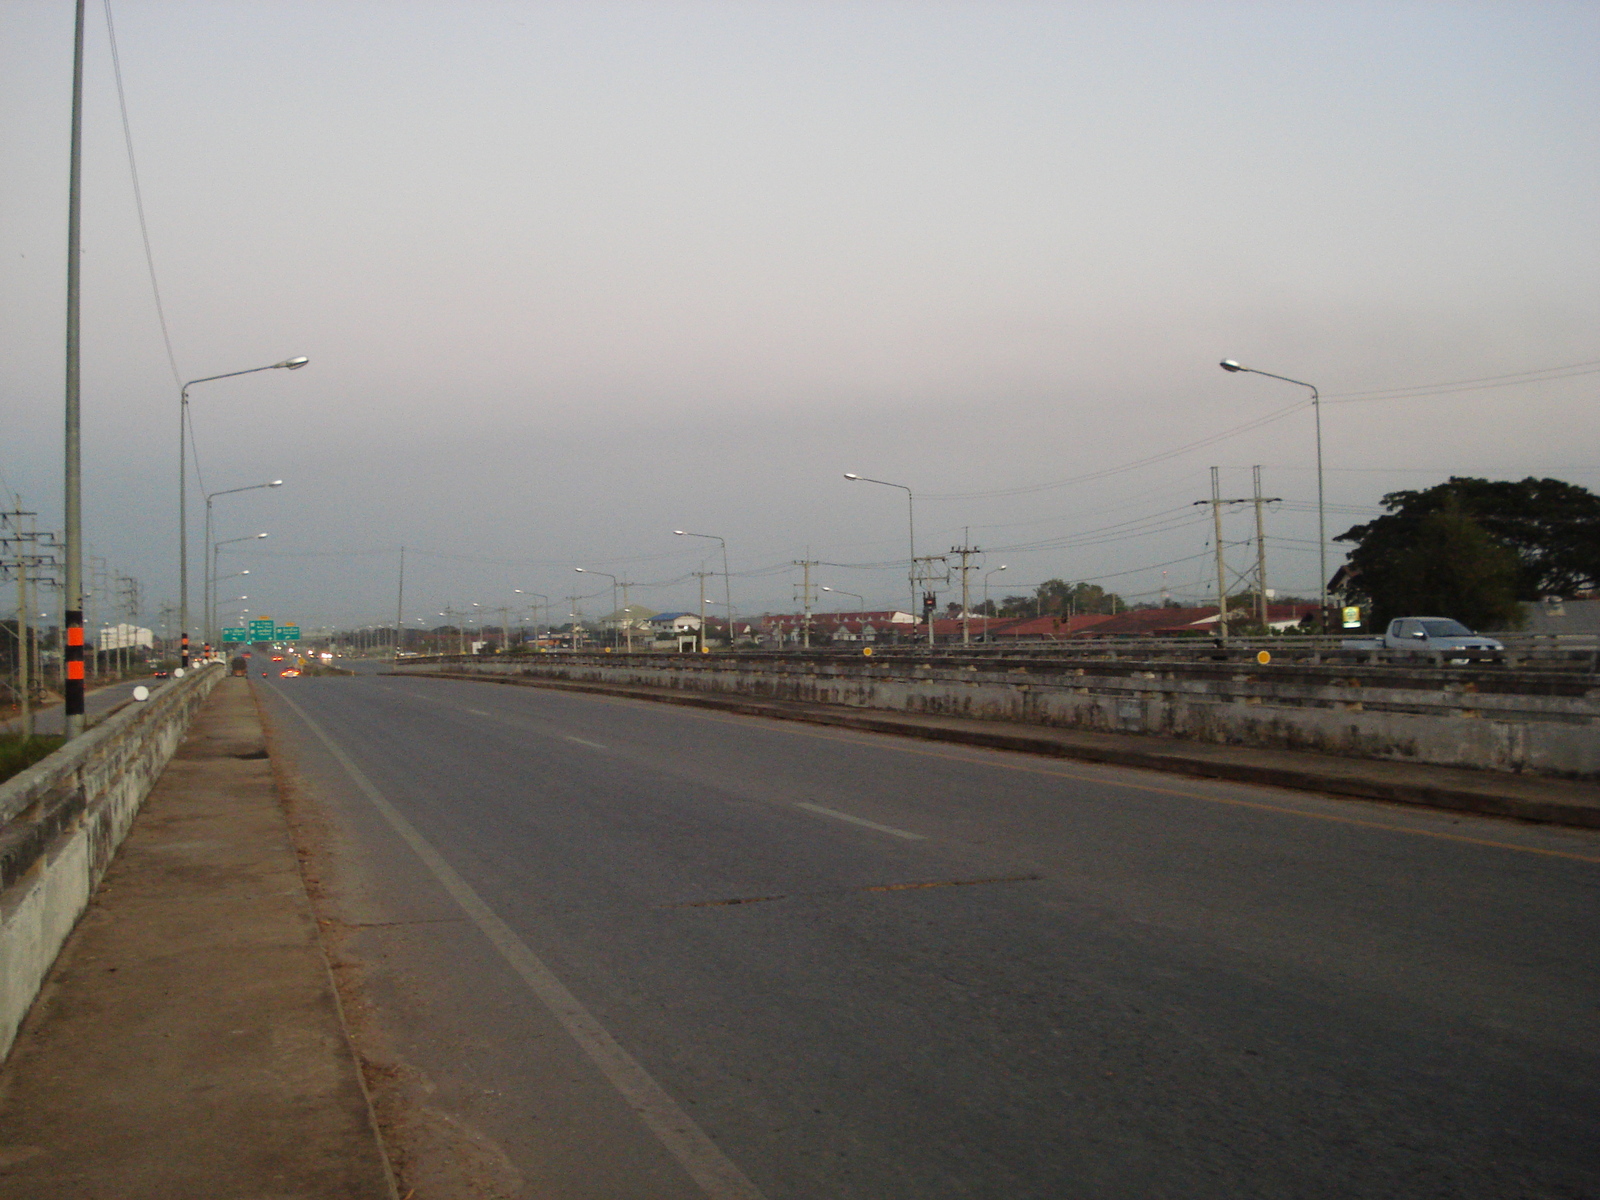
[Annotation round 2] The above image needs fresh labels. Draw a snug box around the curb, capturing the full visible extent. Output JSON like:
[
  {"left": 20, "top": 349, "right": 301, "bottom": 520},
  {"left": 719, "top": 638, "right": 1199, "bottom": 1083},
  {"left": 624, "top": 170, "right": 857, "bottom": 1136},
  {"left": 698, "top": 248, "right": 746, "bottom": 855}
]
[{"left": 399, "top": 670, "right": 1600, "bottom": 830}]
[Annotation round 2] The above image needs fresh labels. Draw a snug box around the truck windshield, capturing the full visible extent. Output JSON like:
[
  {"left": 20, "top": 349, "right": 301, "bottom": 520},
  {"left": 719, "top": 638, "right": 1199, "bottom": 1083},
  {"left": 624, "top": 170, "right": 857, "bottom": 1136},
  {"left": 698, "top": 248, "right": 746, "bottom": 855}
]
[{"left": 1420, "top": 619, "right": 1474, "bottom": 637}]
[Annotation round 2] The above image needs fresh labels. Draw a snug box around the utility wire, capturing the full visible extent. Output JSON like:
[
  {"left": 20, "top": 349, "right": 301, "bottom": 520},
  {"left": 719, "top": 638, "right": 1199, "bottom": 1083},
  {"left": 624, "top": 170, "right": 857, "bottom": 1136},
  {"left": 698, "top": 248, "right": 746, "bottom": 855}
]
[
  {"left": 103, "top": 0, "right": 182, "bottom": 390},
  {"left": 1323, "top": 358, "right": 1600, "bottom": 402},
  {"left": 924, "top": 400, "right": 1310, "bottom": 500}
]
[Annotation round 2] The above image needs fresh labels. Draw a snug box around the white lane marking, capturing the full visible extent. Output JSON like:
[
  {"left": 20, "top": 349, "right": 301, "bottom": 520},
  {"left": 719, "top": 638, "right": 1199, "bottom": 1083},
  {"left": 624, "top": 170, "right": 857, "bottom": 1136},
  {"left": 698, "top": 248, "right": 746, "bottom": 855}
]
[
  {"left": 466, "top": 708, "right": 491, "bottom": 716},
  {"left": 272, "top": 692, "right": 767, "bottom": 1200},
  {"left": 562, "top": 735, "right": 608, "bottom": 750},
  {"left": 794, "top": 802, "right": 925, "bottom": 841}
]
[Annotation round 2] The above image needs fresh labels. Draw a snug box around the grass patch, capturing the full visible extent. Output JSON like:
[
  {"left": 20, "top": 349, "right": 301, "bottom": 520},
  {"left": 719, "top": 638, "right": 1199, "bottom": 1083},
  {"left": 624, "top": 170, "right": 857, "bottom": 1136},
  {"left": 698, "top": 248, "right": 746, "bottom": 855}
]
[{"left": 0, "top": 734, "right": 67, "bottom": 785}]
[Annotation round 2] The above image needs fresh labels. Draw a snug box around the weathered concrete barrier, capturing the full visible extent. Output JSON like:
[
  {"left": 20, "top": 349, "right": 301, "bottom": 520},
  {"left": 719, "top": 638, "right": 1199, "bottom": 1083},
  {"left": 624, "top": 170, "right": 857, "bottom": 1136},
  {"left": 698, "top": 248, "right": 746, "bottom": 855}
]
[
  {"left": 397, "top": 654, "right": 1600, "bottom": 780},
  {"left": 0, "top": 665, "right": 222, "bottom": 1060}
]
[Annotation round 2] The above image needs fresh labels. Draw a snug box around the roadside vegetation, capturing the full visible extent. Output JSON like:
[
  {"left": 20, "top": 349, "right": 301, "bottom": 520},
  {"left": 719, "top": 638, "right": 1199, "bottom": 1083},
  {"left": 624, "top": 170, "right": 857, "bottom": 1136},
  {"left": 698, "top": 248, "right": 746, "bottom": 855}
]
[{"left": 0, "top": 733, "right": 66, "bottom": 785}]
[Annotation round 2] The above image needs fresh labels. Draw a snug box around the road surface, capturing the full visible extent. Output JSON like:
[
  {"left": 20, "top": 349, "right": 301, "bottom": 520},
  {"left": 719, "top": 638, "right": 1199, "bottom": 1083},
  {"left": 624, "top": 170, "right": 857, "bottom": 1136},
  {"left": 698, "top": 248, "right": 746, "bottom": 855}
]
[
  {"left": 1, "top": 675, "right": 165, "bottom": 736},
  {"left": 254, "top": 667, "right": 1600, "bottom": 1199}
]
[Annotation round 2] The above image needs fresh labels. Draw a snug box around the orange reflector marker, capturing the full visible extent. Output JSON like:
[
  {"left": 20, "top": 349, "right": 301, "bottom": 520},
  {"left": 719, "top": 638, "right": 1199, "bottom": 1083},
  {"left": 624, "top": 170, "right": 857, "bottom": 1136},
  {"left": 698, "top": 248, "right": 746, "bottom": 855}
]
[
  {"left": 67, "top": 661, "right": 85, "bottom": 680},
  {"left": 67, "top": 626, "right": 84, "bottom": 646}
]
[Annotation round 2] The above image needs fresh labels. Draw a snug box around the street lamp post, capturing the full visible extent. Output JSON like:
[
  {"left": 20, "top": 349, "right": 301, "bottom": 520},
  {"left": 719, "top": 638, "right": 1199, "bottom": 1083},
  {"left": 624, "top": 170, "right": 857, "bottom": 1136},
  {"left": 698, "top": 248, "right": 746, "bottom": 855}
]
[
  {"left": 843, "top": 474, "right": 917, "bottom": 635},
  {"left": 983, "top": 565, "right": 1008, "bottom": 642},
  {"left": 514, "top": 590, "right": 550, "bottom": 649},
  {"left": 574, "top": 568, "right": 625, "bottom": 650},
  {"left": 820, "top": 586, "right": 865, "bottom": 642},
  {"left": 205, "top": 481, "right": 280, "bottom": 646},
  {"left": 674, "top": 531, "right": 734, "bottom": 649},
  {"left": 179, "top": 359, "right": 306, "bottom": 666},
  {"left": 1219, "top": 360, "right": 1326, "bottom": 630},
  {"left": 211, "top": 534, "right": 266, "bottom": 654}
]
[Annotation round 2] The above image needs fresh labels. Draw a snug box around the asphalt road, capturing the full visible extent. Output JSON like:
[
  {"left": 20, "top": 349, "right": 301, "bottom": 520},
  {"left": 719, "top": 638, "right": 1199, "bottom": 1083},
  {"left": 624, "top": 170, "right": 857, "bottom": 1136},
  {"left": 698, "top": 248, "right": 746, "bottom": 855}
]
[
  {"left": 255, "top": 667, "right": 1600, "bottom": 1200},
  {"left": 0, "top": 675, "right": 166, "bottom": 736}
]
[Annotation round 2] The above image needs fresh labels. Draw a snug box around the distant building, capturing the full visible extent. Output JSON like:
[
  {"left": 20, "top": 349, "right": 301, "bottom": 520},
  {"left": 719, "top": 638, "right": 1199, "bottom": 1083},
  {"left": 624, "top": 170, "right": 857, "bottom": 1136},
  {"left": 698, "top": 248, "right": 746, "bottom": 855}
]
[
  {"left": 98, "top": 623, "right": 154, "bottom": 650},
  {"left": 648, "top": 612, "right": 702, "bottom": 633},
  {"left": 1517, "top": 595, "right": 1600, "bottom": 636},
  {"left": 761, "top": 611, "right": 916, "bottom": 644}
]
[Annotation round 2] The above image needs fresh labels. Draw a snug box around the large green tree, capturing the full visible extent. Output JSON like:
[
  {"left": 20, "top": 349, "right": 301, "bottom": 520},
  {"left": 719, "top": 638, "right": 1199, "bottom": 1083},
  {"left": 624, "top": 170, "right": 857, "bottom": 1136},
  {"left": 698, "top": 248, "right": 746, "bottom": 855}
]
[
  {"left": 1334, "top": 476, "right": 1600, "bottom": 627},
  {"left": 1337, "top": 477, "right": 1600, "bottom": 605}
]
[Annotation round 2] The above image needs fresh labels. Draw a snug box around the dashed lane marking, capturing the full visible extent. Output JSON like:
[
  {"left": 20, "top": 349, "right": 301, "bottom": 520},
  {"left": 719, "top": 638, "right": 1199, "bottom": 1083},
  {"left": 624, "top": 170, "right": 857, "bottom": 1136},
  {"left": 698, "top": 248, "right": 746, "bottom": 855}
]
[{"left": 794, "top": 802, "right": 925, "bottom": 840}]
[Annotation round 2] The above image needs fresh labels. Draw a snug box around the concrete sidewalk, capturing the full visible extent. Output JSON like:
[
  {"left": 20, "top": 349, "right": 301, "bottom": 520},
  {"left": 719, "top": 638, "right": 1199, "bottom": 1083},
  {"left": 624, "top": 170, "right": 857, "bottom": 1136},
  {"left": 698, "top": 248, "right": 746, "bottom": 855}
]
[
  {"left": 415, "top": 669, "right": 1600, "bottom": 829},
  {"left": 0, "top": 679, "right": 394, "bottom": 1199}
]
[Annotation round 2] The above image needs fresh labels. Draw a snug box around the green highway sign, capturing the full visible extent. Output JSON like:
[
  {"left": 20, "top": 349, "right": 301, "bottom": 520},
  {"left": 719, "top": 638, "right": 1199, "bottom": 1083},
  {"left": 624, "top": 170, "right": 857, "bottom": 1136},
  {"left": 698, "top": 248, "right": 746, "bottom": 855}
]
[
  {"left": 222, "top": 627, "right": 247, "bottom": 642},
  {"left": 248, "top": 619, "right": 275, "bottom": 641},
  {"left": 277, "top": 625, "right": 301, "bottom": 640}
]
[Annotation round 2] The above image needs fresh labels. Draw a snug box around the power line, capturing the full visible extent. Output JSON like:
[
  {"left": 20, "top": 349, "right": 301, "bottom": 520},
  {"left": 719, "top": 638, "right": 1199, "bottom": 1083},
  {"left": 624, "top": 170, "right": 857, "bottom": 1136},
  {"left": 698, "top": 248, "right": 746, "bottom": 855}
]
[
  {"left": 103, "top": 0, "right": 183, "bottom": 389},
  {"left": 924, "top": 400, "right": 1309, "bottom": 500},
  {"left": 1323, "top": 358, "right": 1600, "bottom": 403}
]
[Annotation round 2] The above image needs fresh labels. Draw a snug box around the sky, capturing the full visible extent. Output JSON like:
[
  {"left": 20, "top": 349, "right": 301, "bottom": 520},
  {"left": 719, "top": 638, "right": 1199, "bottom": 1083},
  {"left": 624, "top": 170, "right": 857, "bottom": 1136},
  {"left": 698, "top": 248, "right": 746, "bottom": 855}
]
[{"left": 3, "top": 0, "right": 1596, "bottom": 637}]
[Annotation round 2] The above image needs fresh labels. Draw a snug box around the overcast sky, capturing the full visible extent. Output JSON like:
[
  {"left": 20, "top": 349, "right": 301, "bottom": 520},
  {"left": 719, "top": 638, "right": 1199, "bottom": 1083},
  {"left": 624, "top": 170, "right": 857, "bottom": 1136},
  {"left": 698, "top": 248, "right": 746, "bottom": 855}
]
[{"left": 3, "top": 0, "right": 1596, "bottom": 635}]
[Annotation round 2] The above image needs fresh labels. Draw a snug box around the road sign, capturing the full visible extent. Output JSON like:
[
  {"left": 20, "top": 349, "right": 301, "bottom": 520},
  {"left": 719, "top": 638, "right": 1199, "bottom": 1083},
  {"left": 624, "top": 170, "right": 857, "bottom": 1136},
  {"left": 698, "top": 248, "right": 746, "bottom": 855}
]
[
  {"left": 249, "top": 618, "right": 275, "bottom": 641},
  {"left": 222, "top": 627, "right": 247, "bottom": 642},
  {"left": 277, "top": 625, "right": 301, "bottom": 640}
]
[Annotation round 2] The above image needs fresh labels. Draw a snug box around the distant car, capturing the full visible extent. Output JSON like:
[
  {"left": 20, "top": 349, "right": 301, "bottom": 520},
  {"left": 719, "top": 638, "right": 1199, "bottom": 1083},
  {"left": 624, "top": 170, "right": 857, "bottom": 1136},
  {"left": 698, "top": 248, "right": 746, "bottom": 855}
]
[
  {"left": 151, "top": 668, "right": 169, "bottom": 679},
  {"left": 271, "top": 655, "right": 285, "bottom": 662},
  {"left": 242, "top": 651, "right": 251, "bottom": 657},
  {"left": 279, "top": 668, "right": 300, "bottom": 678},
  {"left": 1342, "top": 617, "right": 1505, "bottom": 662}
]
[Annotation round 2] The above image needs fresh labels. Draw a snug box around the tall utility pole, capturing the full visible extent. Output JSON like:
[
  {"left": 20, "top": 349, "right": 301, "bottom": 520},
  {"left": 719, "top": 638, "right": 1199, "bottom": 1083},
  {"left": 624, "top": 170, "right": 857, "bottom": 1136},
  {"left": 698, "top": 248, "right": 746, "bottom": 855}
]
[
  {"left": 793, "top": 559, "right": 819, "bottom": 648},
  {"left": 566, "top": 596, "right": 584, "bottom": 649},
  {"left": 88, "top": 555, "right": 107, "bottom": 679},
  {"left": 949, "top": 536, "right": 981, "bottom": 646},
  {"left": 1193, "top": 468, "right": 1252, "bottom": 643},
  {"left": 1252, "top": 466, "right": 1281, "bottom": 633},
  {"left": 114, "top": 574, "right": 138, "bottom": 676},
  {"left": 693, "top": 571, "right": 714, "bottom": 653},
  {"left": 394, "top": 547, "right": 405, "bottom": 659},
  {"left": 61, "top": 0, "right": 87, "bottom": 738},
  {"left": 912, "top": 555, "right": 948, "bottom": 647},
  {"left": 2, "top": 507, "right": 59, "bottom": 735}
]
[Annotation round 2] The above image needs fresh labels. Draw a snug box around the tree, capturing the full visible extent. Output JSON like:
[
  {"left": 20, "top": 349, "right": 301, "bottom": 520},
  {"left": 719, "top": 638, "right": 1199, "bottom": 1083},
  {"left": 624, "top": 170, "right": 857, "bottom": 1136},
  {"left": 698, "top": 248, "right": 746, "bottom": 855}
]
[
  {"left": 1336, "top": 495, "right": 1523, "bottom": 629},
  {"left": 1337, "top": 477, "right": 1600, "bottom": 602},
  {"left": 995, "top": 579, "right": 1125, "bottom": 618}
]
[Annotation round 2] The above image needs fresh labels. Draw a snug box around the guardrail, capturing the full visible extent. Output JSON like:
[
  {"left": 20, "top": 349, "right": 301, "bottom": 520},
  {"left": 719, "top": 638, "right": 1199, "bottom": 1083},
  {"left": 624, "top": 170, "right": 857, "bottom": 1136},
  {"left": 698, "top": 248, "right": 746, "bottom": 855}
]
[
  {"left": 395, "top": 648, "right": 1599, "bottom": 780},
  {"left": 0, "top": 663, "right": 222, "bottom": 1060}
]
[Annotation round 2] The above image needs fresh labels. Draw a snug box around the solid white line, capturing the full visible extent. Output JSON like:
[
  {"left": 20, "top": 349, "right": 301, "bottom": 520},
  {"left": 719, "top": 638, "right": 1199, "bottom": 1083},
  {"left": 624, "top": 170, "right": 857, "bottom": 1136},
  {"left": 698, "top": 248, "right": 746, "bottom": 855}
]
[
  {"left": 272, "top": 691, "right": 767, "bottom": 1200},
  {"left": 793, "top": 802, "right": 926, "bottom": 841},
  {"left": 466, "top": 708, "right": 491, "bottom": 716},
  {"left": 562, "top": 734, "right": 608, "bottom": 750}
]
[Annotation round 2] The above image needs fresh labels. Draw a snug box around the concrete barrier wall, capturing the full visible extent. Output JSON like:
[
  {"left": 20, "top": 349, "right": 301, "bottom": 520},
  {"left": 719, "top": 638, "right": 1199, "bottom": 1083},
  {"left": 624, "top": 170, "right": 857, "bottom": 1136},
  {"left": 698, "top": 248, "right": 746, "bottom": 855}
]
[
  {"left": 0, "top": 665, "right": 222, "bottom": 1060},
  {"left": 397, "top": 656, "right": 1600, "bottom": 780}
]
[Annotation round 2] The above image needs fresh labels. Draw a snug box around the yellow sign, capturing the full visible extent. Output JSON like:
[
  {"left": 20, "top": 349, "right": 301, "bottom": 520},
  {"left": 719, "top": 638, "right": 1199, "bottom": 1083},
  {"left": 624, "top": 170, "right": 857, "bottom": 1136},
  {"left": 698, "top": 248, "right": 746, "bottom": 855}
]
[
  {"left": 1256, "top": 650, "right": 1272, "bottom": 665},
  {"left": 1342, "top": 606, "right": 1361, "bottom": 629},
  {"left": 862, "top": 646, "right": 874, "bottom": 656}
]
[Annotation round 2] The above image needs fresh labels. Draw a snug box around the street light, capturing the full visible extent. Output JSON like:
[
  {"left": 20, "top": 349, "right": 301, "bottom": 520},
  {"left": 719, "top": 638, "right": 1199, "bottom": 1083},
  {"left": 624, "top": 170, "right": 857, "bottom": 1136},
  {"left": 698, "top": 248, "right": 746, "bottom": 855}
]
[
  {"left": 984, "top": 564, "right": 1008, "bottom": 642},
  {"left": 514, "top": 590, "right": 550, "bottom": 649},
  {"left": 1219, "top": 359, "right": 1325, "bottom": 629},
  {"left": 204, "top": 481, "right": 281, "bottom": 646},
  {"left": 179, "top": 359, "right": 306, "bottom": 666},
  {"left": 674, "top": 530, "right": 734, "bottom": 649},
  {"left": 576, "top": 568, "right": 634, "bottom": 651},
  {"left": 843, "top": 474, "right": 917, "bottom": 632},
  {"left": 821, "top": 586, "right": 865, "bottom": 641},
  {"left": 212, "top": 533, "right": 267, "bottom": 647}
]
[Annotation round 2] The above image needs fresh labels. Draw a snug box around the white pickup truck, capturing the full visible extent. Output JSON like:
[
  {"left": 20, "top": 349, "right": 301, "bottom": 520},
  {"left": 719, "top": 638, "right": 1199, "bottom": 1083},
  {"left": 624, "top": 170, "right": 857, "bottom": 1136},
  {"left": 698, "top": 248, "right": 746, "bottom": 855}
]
[{"left": 1341, "top": 617, "right": 1505, "bottom": 661}]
